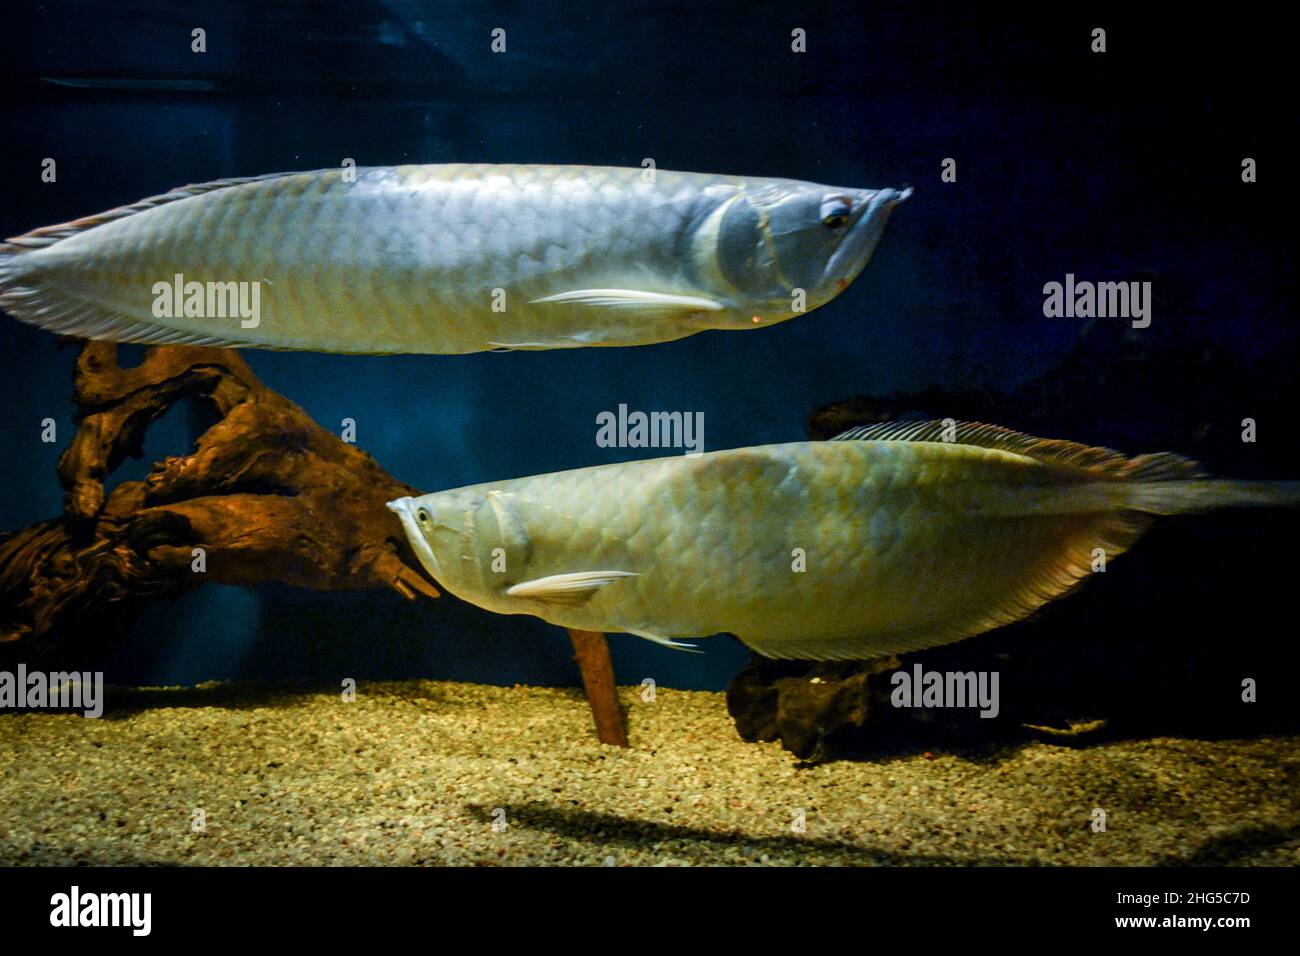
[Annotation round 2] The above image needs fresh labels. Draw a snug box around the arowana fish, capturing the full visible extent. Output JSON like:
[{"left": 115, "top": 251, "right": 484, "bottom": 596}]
[
  {"left": 387, "top": 420, "right": 1300, "bottom": 660},
  {"left": 0, "top": 164, "right": 910, "bottom": 354}
]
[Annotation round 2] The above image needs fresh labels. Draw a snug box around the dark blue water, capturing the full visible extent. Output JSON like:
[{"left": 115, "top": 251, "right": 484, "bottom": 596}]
[{"left": 0, "top": 2, "right": 1293, "bottom": 691}]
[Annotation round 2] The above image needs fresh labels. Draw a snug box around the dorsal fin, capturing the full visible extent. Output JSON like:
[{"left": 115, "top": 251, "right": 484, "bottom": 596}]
[
  {"left": 3, "top": 171, "right": 299, "bottom": 250},
  {"left": 831, "top": 419, "right": 1206, "bottom": 481}
]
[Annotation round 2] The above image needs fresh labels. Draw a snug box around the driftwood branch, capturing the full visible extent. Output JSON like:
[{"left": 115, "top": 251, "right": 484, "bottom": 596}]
[
  {"left": 567, "top": 628, "right": 629, "bottom": 746},
  {"left": 0, "top": 342, "right": 628, "bottom": 747},
  {"left": 0, "top": 342, "right": 433, "bottom": 662}
]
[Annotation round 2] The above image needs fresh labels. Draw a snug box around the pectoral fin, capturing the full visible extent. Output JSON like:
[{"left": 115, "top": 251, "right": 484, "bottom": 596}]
[
  {"left": 505, "top": 570, "right": 638, "bottom": 605},
  {"left": 530, "top": 289, "right": 723, "bottom": 315}
]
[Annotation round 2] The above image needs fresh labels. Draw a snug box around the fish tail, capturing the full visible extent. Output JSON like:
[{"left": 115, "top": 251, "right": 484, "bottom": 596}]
[
  {"left": 1098, "top": 451, "right": 1300, "bottom": 514},
  {"left": 1125, "top": 472, "right": 1300, "bottom": 515},
  {"left": 0, "top": 235, "right": 264, "bottom": 349},
  {"left": 0, "top": 241, "right": 49, "bottom": 331},
  {"left": 0, "top": 242, "right": 24, "bottom": 282},
  {"left": 1, "top": 173, "right": 289, "bottom": 348},
  {"left": 0, "top": 239, "right": 141, "bottom": 343}
]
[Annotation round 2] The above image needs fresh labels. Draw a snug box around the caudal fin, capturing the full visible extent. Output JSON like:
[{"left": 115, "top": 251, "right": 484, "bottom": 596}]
[
  {"left": 0, "top": 173, "right": 292, "bottom": 349},
  {"left": 1, "top": 242, "right": 195, "bottom": 346},
  {"left": 1125, "top": 476, "right": 1300, "bottom": 515}
]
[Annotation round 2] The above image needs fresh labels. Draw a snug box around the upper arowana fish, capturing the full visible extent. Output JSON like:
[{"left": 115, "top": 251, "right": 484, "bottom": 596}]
[
  {"left": 0, "top": 164, "right": 910, "bottom": 354},
  {"left": 387, "top": 420, "right": 1300, "bottom": 660}
]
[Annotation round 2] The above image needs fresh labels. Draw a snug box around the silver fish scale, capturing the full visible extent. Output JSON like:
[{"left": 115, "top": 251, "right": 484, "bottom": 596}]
[
  {"left": 12, "top": 165, "right": 748, "bottom": 352},
  {"left": 449, "top": 444, "right": 917, "bottom": 640},
  {"left": 417, "top": 437, "right": 1140, "bottom": 659},
  {"left": 4, "top": 163, "right": 912, "bottom": 354}
]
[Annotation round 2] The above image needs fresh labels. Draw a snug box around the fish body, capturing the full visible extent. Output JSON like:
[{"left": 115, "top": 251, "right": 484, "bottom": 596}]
[
  {"left": 0, "top": 164, "right": 910, "bottom": 354},
  {"left": 388, "top": 421, "right": 1300, "bottom": 660}
]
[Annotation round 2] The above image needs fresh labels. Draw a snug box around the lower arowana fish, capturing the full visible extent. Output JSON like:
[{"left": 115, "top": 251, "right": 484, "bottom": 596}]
[
  {"left": 0, "top": 164, "right": 910, "bottom": 354},
  {"left": 387, "top": 420, "right": 1300, "bottom": 660}
]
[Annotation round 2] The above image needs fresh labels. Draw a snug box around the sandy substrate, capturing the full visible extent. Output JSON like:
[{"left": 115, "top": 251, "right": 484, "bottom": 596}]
[{"left": 1, "top": 680, "right": 1297, "bottom": 866}]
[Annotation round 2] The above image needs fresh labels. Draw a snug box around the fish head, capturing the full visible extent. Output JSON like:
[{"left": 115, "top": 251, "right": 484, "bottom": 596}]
[
  {"left": 387, "top": 492, "right": 461, "bottom": 590},
  {"left": 715, "top": 179, "right": 911, "bottom": 322},
  {"left": 387, "top": 488, "right": 532, "bottom": 603}
]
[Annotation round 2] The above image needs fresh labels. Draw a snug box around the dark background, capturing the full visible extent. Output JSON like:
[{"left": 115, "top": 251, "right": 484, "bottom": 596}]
[{"left": 0, "top": 1, "right": 1294, "bottom": 701}]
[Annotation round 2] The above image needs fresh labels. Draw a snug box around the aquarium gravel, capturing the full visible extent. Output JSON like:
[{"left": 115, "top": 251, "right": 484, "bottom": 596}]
[{"left": 1, "top": 681, "right": 1296, "bottom": 867}]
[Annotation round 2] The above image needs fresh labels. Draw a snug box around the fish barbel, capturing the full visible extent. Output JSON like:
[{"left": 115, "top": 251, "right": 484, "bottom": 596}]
[
  {"left": 387, "top": 420, "right": 1300, "bottom": 660},
  {"left": 0, "top": 164, "right": 910, "bottom": 354}
]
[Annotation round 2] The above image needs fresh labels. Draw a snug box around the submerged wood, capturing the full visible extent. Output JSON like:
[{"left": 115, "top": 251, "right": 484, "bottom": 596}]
[
  {"left": 0, "top": 342, "right": 628, "bottom": 747},
  {"left": 0, "top": 341, "right": 434, "bottom": 660},
  {"left": 567, "top": 628, "right": 630, "bottom": 746}
]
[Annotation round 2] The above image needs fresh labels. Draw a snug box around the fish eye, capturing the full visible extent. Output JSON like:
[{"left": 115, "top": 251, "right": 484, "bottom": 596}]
[
  {"left": 820, "top": 197, "right": 852, "bottom": 229},
  {"left": 417, "top": 508, "right": 430, "bottom": 523}
]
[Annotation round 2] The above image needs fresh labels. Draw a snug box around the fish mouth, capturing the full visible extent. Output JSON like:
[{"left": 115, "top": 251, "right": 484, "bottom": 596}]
[
  {"left": 822, "top": 185, "right": 911, "bottom": 287},
  {"left": 386, "top": 495, "right": 443, "bottom": 581}
]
